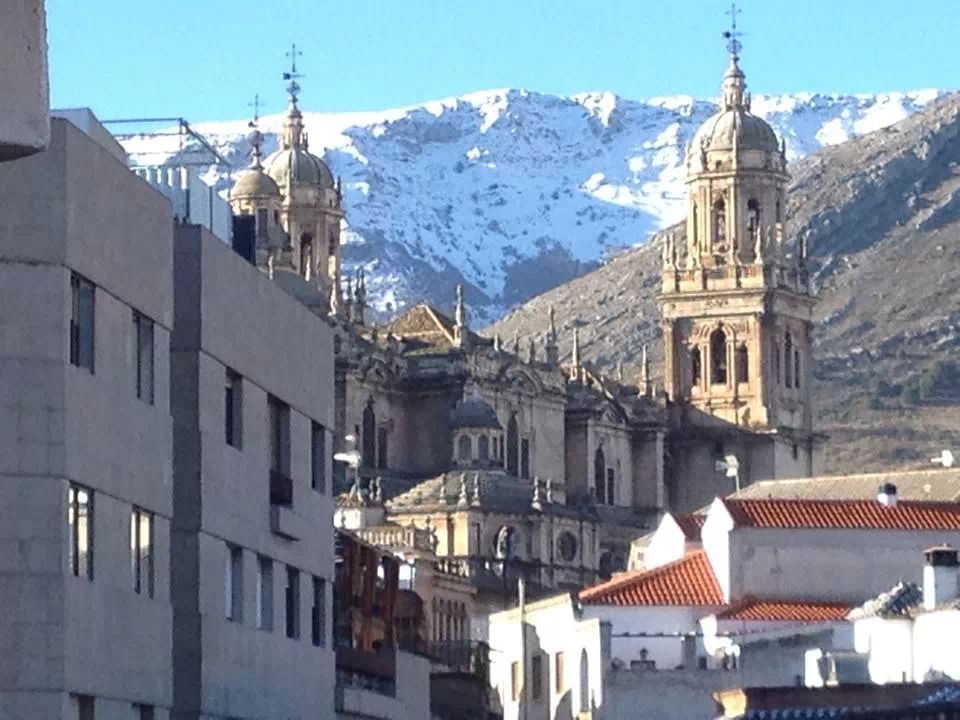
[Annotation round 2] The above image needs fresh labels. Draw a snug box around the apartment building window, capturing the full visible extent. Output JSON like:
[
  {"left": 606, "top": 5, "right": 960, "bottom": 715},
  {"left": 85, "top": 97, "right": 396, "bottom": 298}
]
[
  {"left": 511, "top": 660, "right": 521, "bottom": 701},
  {"left": 134, "top": 704, "right": 154, "bottom": 720},
  {"left": 311, "top": 421, "right": 326, "bottom": 493},
  {"left": 531, "top": 653, "right": 544, "bottom": 700},
  {"left": 130, "top": 508, "right": 154, "bottom": 598},
  {"left": 225, "top": 544, "right": 243, "bottom": 622},
  {"left": 555, "top": 651, "right": 565, "bottom": 694},
  {"left": 257, "top": 555, "right": 273, "bottom": 631},
  {"left": 312, "top": 576, "right": 326, "bottom": 647},
  {"left": 269, "top": 395, "right": 291, "bottom": 475},
  {"left": 68, "top": 484, "right": 93, "bottom": 580},
  {"left": 225, "top": 369, "right": 242, "bottom": 448},
  {"left": 77, "top": 694, "right": 95, "bottom": 720},
  {"left": 133, "top": 311, "right": 154, "bottom": 404},
  {"left": 70, "top": 273, "right": 95, "bottom": 372},
  {"left": 285, "top": 565, "right": 300, "bottom": 639}
]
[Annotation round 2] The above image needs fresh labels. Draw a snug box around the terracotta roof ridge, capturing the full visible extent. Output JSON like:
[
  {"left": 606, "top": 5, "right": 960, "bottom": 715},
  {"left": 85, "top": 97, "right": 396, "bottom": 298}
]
[{"left": 579, "top": 549, "right": 709, "bottom": 599}]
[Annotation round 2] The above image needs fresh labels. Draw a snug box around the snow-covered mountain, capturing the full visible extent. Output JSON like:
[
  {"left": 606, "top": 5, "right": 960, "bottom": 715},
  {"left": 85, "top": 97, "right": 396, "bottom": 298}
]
[{"left": 120, "top": 87, "right": 942, "bottom": 323}]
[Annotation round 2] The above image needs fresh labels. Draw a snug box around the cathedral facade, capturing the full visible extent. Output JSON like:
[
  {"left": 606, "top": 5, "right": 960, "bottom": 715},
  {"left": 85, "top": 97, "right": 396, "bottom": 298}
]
[{"left": 228, "top": 45, "right": 820, "bottom": 641}]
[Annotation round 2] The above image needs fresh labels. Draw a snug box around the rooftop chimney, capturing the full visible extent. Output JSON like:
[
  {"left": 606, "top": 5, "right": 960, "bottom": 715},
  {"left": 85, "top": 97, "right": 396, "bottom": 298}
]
[
  {"left": 877, "top": 483, "right": 898, "bottom": 508},
  {"left": 923, "top": 545, "right": 959, "bottom": 611}
]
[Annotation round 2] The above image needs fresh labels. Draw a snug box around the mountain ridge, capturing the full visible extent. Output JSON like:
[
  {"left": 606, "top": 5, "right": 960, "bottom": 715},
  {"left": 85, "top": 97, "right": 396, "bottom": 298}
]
[{"left": 118, "top": 85, "right": 943, "bottom": 323}]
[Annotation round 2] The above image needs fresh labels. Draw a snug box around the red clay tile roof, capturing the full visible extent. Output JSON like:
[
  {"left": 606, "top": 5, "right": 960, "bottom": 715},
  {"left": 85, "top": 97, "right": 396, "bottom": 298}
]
[
  {"left": 716, "top": 597, "right": 852, "bottom": 622},
  {"left": 579, "top": 550, "right": 723, "bottom": 606},
  {"left": 673, "top": 513, "right": 705, "bottom": 541},
  {"left": 723, "top": 498, "right": 960, "bottom": 531}
]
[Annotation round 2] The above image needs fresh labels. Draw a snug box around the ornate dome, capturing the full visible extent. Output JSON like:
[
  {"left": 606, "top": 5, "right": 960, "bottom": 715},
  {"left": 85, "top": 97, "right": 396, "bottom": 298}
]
[
  {"left": 231, "top": 167, "right": 281, "bottom": 199},
  {"left": 451, "top": 396, "right": 502, "bottom": 430},
  {"left": 265, "top": 145, "right": 335, "bottom": 190},
  {"left": 690, "top": 56, "right": 779, "bottom": 157}
]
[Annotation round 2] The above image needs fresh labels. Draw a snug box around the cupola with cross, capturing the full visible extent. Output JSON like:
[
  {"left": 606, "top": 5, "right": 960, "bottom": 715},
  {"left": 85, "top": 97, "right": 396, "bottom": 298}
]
[{"left": 659, "top": 6, "right": 816, "bottom": 445}]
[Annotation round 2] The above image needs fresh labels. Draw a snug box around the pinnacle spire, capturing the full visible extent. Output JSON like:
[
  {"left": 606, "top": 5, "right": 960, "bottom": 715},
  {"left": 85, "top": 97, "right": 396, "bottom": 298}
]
[
  {"left": 246, "top": 94, "right": 265, "bottom": 168},
  {"left": 281, "top": 44, "right": 306, "bottom": 149}
]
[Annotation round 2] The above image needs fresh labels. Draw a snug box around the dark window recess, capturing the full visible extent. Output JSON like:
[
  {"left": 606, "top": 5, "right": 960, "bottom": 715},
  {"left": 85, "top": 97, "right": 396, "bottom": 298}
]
[
  {"left": 532, "top": 653, "right": 543, "bottom": 700},
  {"left": 130, "top": 508, "right": 154, "bottom": 598},
  {"left": 68, "top": 484, "right": 94, "bottom": 580},
  {"left": 520, "top": 438, "right": 530, "bottom": 479},
  {"left": 711, "top": 328, "right": 728, "bottom": 385},
  {"left": 225, "top": 369, "right": 243, "bottom": 448},
  {"left": 231, "top": 214, "right": 256, "bottom": 264},
  {"left": 286, "top": 566, "right": 300, "bottom": 639},
  {"left": 312, "top": 576, "right": 326, "bottom": 647},
  {"left": 134, "top": 311, "right": 154, "bottom": 404},
  {"left": 361, "top": 403, "right": 376, "bottom": 467},
  {"left": 136, "top": 705, "right": 154, "bottom": 720},
  {"left": 594, "top": 447, "right": 605, "bottom": 504},
  {"left": 506, "top": 416, "right": 519, "bottom": 476},
  {"left": 311, "top": 421, "right": 326, "bottom": 492},
  {"left": 269, "top": 395, "right": 292, "bottom": 506},
  {"left": 377, "top": 426, "right": 388, "bottom": 470},
  {"left": 606, "top": 468, "right": 616, "bottom": 505},
  {"left": 78, "top": 695, "right": 95, "bottom": 720},
  {"left": 70, "top": 273, "right": 95, "bottom": 372}
]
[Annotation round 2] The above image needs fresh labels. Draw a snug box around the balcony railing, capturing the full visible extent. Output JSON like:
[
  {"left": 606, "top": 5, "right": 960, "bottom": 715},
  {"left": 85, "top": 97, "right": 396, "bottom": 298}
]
[
  {"left": 355, "top": 525, "right": 435, "bottom": 553},
  {"left": 336, "top": 645, "right": 397, "bottom": 697},
  {"left": 270, "top": 470, "right": 293, "bottom": 507}
]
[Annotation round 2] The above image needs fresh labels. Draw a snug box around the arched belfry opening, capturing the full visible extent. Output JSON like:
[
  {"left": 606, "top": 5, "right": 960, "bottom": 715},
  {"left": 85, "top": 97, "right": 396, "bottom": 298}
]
[
  {"left": 713, "top": 198, "right": 726, "bottom": 247},
  {"left": 711, "top": 328, "right": 728, "bottom": 385},
  {"left": 593, "top": 446, "right": 605, "bottom": 503}
]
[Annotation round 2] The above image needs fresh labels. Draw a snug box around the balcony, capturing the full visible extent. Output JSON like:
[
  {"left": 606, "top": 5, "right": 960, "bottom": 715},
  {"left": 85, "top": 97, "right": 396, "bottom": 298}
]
[
  {"left": 355, "top": 525, "right": 435, "bottom": 553},
  {"left": 425, "top": 641, "right": 490, "bottom": 679},
  {"left": 270, "top": 469, "right": 293, "bottom": 507},
  {"left": 336, "top": 644, "right": 397, "bottom": 697}
]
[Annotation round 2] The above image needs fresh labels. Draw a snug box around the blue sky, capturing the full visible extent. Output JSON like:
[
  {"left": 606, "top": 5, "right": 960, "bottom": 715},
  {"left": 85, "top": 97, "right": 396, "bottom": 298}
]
[{"left": 47, "top": 0, "right": 954, "bottom": 122}]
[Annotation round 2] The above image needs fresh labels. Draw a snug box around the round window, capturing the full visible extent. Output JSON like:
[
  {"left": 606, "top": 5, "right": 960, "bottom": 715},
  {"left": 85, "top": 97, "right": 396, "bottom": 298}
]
[{"left": 557, "top": 532, "right": 578, "bottom": 562}]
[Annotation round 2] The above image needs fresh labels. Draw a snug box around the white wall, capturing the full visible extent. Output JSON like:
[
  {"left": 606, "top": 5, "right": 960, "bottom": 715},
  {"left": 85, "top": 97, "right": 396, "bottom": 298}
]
[
  {"left": 913, "top": 609, "right": 960, "bottom": 682},
  {"left": 583, "top": 606, "right": 711, "bottom": 670},
  {"left": 643, "top": 515, "right": 688, "bottom": 570}
]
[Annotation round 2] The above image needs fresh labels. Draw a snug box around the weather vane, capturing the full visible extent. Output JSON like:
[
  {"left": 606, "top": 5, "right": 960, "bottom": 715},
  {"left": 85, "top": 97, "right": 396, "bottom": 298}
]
[
  {"left": 722, "top": 2, "right": 743, "bottom": 60},
  {"left": 283, "top": 43, "right": 304, "bottom": 104}
]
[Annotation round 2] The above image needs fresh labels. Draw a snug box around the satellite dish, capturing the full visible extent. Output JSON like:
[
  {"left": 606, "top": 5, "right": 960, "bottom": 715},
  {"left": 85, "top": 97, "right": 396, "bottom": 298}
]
[
  {"left": 334, "top": 450, "right": 361, "bottom": 467},
  {"left": 931, "top": 449, "right": 955, "bottom": 468},
  {"left": 715, "top": 454, "right": 740, "bottom": 478}
]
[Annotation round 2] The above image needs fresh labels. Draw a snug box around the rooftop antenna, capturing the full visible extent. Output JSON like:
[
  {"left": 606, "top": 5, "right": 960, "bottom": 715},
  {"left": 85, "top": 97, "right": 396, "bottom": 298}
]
[
  {"left": 722, "top": 2, "right": 744, "bottom": 60},
  {"left": 931, "top": 449, "right": 955, "bottom": 468}
]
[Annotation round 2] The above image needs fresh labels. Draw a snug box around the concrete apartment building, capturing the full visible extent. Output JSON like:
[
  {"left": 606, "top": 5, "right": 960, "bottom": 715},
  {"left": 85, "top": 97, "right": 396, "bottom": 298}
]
[
  {"left": 0, "top": 117, "right": 176, "bottom": 719},
  {"left": 171, "top": 224, "right": 337, "bottom": 720}
]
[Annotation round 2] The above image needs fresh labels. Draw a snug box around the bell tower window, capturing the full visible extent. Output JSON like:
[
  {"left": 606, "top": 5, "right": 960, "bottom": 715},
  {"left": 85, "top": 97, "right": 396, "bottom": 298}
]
[
  {"left": 713, "top": 199, "right": 726, "bottom": 245},
  {"left": 300, "top": 233, "right": 313, "bottom": 282},
  {"left": 256, "top": 208, "right": 268, "bottom": 238},
  {"left": 711, "top": 329, "right": 728, "bottom": 385},
  {"left": 692, "top": 201, "right": 699, "bottom": 241},
  {"left": 690, "top": 346, "right": 702, "bottom": 388},
  {"left": 747, "top": 199, "right": 761, "bottom": 243},
  {"left": 593, "top": 447, "right": 605, "bottom": 504},
  {"left": 736, "top": 344, "right": 749, "bottom": 384}
]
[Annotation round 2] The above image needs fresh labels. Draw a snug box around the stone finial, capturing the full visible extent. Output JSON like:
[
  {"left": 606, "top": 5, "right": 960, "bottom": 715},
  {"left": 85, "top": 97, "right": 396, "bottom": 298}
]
[
  {"left": 457, "top": 473, "right": 469, "bottom": 509},
  {"left": 513, "top": 329, "right": 520, "bottom": 356},
  {"left": 570, "top": 327, "right": 582, "bottom": 379},
  {"left": 545, "top": 477, "right": 554, "bottom": 504},
  {"left": 545, "top": 306, "right": 560, "bottom": 365},
  {"left": 640, "top": 344, "right": 652, "bottom": 397},
  {"left": 372, "top": 476, "right": 383, "bottom": 504},
  {"left": 617, "top": 360, "right": 624, "bottom": 382},
  {"left": 354, "top": 268, "right": 367, "bottom": 325},
  {"left": 424, "top": 515, "right": 438, "bottom": 553},
  {"left": 527, "top": 336, "right": 537, "bottom": 364},
  {"left": 343, "top": 276, "right": 354, "bottom": 323},
  {"left": 493, "top": 333, "right": 502, "bottom": 352},
  {"left": 531, "top": 477, "right": 542, "bottom": 511},
  {"left": 471, "top": 473, "right": 481, "bottom": 506}
]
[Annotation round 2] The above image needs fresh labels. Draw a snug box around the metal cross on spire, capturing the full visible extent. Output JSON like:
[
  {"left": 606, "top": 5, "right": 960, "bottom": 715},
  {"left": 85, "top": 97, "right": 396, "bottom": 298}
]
[
  {"left": 283, "top": 43, "right": 304, "bottom": 106},
  {"left": 722, "top": 2, "right": 743, "bottom": 60},
  {"left": 248, "top": 93, "right": 263, "bottom": 124}
]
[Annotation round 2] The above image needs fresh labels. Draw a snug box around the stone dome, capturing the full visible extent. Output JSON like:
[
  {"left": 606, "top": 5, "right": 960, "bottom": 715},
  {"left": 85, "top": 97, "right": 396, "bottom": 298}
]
[
  {"left": 231, "top": 167, "right": 281, "bottom": 199},
  {"left": 265, "top": 146, "right": 335, "bottom": 190},
  {"left": 451, "top": 396, "right": 502, "bottom": 430},
  {"left": 690, "top": 56, "right": 779, "bottom": 156}
]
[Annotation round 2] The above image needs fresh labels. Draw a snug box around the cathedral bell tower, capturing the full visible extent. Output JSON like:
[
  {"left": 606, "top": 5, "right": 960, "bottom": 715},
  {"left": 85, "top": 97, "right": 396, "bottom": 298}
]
[
  {"left": 659, "top": 30, "right": 816, "bottom": 441},
  {"left": 262, "top": 45, "right": 346, "bottom": 314}
]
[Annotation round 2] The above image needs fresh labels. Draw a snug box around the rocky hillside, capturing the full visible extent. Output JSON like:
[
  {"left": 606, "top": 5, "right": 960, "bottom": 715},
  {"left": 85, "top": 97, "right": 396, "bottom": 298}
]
[
  {"left": 486, "top": 92, "right": 960, "bottom": 474},
  {"left": 119, "top": 86, "right": 938, "bottom": 323}
]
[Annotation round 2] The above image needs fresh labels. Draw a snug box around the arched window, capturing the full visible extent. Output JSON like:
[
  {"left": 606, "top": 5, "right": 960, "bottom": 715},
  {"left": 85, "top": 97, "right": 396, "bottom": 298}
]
[
  {"left": 300, "top": 233, "right": 313, "bottom": 281},
  {"left": 362, "top": 403, "right": 376, "bottom": 467},
  {"left": 711, "top": 328, "right": 728, "bottom": 385},
  {"left": 747, "top": 199, "right": 761, "bottom": 242},
  {"left": 520, "top": 439, "right": 530, "bottom": 479},
  {"left": 794, "top": 349, "right": 801, "bottom": 389},
  {"left": 713, "top": 199, "right": 726, "bottom": 245},
  {"left": 784, "top": 332, "right": 794, "bottom": 388},
  {"left": 691, "top": 346, "right": 702, "bottom": 387},
  {"left": 458, "top": 434, "right": 472, "bottom": 461},
  {"left": 478, "top": 435, "right": 490, "bottom": 461},
  {"left": 606, "top": 467, "right": 616, "bottom": 505},
  {"left": 377, "top": 426, "right": 388, "bottom": 469},
  {"left": 736, "top": 344, "right": 749, "bottom": 384},
  {"left": 692, "top": 201, "right": 699, "bottom": 241},
  {"left": 579, "top": 649, "right": 590, "bottom": 712},
  {"left": 776, "top": 198, "right": 783, "bottom": 223},
  {"left": 506, "top": 416, "right": 519, "bottom": 476},
  {"left": 594, "top": 447, "right": 606, "bottom": 504}
]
